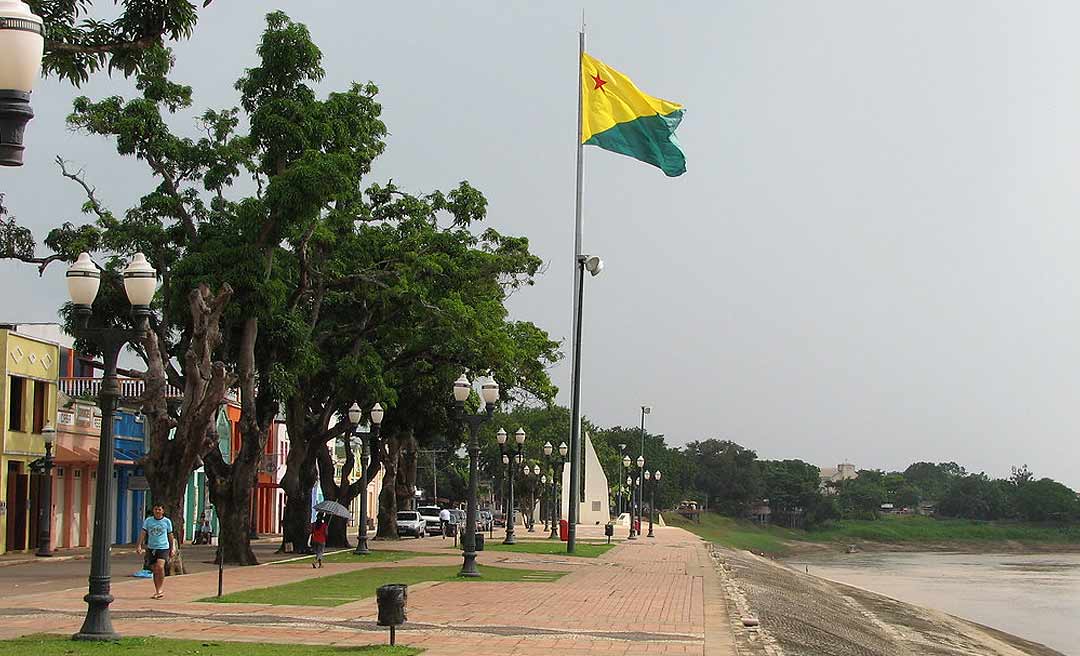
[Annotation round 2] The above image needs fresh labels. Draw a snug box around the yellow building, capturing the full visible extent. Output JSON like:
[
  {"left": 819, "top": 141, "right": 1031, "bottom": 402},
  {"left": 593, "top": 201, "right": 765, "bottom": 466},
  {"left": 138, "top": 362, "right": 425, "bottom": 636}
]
[{"left": 0, "top": 326, "right": 59, "bottom": 555}]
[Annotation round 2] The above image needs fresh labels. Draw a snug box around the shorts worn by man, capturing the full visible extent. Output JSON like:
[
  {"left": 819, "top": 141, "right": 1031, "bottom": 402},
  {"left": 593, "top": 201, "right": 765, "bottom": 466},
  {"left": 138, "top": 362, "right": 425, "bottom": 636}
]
[{"left": 136, "top": 504, "right": 175, "bottom": 600}]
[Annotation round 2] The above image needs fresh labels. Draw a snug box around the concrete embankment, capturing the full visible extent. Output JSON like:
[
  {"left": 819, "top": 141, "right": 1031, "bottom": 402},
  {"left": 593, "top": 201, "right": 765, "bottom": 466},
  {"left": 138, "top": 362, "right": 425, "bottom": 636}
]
[{"left": 709, "top": 544, "right": 1063, "bottom": 656}]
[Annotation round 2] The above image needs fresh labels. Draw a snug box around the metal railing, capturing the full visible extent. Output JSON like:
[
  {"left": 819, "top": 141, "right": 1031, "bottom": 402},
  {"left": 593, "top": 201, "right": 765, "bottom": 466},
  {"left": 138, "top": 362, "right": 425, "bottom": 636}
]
[
  {"left": 60, "top": 376, "right": 183, "bottom": 400},
  {"left": 60, "top": 377, "right": 240, "bottom": 404}
]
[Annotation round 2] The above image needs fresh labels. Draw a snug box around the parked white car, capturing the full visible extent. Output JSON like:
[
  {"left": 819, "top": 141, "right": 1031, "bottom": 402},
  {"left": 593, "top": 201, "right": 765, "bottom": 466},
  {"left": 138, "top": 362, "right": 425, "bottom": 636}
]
[{"left": 396, "top": 511, "right": 427, "bottom": 538}]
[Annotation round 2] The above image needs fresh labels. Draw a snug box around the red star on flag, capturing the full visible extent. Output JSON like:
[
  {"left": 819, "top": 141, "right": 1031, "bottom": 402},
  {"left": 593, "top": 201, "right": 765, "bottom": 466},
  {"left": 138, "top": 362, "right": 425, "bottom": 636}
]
[{"left": 592, "top": 73, "right": 607, "bottom": 91}]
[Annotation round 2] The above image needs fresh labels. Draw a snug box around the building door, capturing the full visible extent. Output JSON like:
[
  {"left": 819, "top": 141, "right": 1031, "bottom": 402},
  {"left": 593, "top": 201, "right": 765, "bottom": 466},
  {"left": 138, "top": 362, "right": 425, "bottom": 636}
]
[
  {"left": 55, "top": 471, "right": 66, "bottom": 548},
  {"left": 72, "top": 470, "right": 83, "bottom": 545},
  {"left": 6, "top": 463, "right": 28, "bottom": 551},
  {"left": 27, "top": 474, "right": 41, "bottom": 549}
]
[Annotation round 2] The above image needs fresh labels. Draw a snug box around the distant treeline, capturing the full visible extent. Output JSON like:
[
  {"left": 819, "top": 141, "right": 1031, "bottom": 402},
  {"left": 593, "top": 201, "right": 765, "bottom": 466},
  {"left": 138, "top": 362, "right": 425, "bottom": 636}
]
[{"left": 436, "top": 406, "right": 1080, "bottom": 528}]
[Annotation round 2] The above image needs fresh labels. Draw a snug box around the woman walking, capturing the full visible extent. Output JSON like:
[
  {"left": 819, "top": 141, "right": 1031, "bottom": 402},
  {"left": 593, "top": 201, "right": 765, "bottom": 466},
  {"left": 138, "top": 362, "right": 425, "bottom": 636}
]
[{"left": 310, "top": 513, "right": 328, "bottom": 568}]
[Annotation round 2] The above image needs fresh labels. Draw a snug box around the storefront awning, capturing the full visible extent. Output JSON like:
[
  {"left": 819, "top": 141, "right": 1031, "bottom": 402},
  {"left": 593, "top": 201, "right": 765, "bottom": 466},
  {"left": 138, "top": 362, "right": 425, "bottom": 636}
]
[{"left": 54, "top": 443, "right": 99, "bottom": 465}]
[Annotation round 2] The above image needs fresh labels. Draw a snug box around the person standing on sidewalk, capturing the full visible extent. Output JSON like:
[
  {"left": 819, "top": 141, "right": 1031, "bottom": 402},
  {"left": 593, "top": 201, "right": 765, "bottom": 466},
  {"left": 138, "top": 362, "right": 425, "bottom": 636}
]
[
  {"left": 136, "top": 504, "right": 175, "bottom": 600},
  {"left": 310, "top": 514, "right": 328, "bottom": 568}
]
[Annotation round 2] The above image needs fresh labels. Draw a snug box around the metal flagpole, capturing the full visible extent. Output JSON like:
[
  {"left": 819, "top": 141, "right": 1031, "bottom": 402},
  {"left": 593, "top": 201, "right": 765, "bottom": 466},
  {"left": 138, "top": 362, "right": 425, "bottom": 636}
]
[{"left": 566, "top": 27, "right": 586, "bottom": 554}]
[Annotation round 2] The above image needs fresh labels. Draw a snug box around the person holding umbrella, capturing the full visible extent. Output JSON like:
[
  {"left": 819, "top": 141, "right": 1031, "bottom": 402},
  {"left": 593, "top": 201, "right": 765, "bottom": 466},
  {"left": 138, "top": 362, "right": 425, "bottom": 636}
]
[
  {"left": 309, "top": 499, "right": 352, "bottom": 568},
  {"left": 310, "top": 513, "right": 328, "bottom": 568}
]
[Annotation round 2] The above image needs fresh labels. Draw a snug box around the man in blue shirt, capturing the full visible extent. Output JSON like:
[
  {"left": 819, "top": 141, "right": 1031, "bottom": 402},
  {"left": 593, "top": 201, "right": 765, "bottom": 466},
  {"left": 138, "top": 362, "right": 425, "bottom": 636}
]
[{"left": 136, "top": 504, "right": 175, "bottom": 599}]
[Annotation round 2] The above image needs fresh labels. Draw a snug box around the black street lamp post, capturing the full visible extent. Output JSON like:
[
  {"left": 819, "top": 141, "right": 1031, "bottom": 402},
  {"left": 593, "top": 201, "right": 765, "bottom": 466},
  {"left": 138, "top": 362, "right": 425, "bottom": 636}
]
[
  {"left": 622, "top": 455, "right": 633, "bottom": 539},
  {"left": 647, "top": 470, "right": 661, "bottom": 538},
  {"left": 527, "top": 463, "right": 540, "bottom": 531},
  {"left": 33, "top": 423, "right": 55, "bottom": 557},
  {"left": 497, "top": 427, "right": 525, "bottom": 544},
  {"left": 453, "top": 374, "right": 499, "bottom": 578},
  {"left": 544, "top": 441, "right": 567, "bottom": 540},
  {"left": 66, "top": 252, "right": 157, "bottom": 641},
  {"left": 348, "top": 402, "right": 383, "bottom": 555},
  {"left": 617, "top": 444, "right": 626, "bottom": 516},
  {"left": 635, "top": 454, "right": 645, "bottom": 542}
]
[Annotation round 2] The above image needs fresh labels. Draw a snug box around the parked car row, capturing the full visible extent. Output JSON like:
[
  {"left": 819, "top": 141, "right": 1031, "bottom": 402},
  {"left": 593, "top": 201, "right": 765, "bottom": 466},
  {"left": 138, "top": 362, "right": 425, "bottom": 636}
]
[{"left": 412, "top": 505, "right": 494, "bottom": 537}]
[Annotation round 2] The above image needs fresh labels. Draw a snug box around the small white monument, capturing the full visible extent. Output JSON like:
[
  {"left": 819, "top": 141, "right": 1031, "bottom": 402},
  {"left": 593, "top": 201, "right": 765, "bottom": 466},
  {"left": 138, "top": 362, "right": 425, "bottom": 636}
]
[{"left": 561, "top": 432, "right": 611, "bottom": 525}]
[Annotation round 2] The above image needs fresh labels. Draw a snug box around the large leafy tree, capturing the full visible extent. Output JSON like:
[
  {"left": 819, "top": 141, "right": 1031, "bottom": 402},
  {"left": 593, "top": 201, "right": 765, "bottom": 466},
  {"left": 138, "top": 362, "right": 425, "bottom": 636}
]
[
  {"left": 276, "top": 185, "right": 559, "bottom": 548},
  {"left": 683, "top": 439, "right": 761, "bottom": 515},
  {"left": 0, "top": 11, "right": 420, "bottom": 565},
  {"left": 31, "top": 0, "right": 210, "bottom": 84}
]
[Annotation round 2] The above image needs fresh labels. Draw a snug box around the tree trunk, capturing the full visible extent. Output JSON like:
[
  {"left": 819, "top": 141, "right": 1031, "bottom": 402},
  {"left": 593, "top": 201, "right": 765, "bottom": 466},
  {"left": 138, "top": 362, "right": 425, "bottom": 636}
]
[
  {"left": 395, "top": 432, "right": 418, "bottom": 511},
  {"left": 375, "top": 430, "right": 406, "bottom": 539},
  {"left": 203, "top": 316, "right": 275, "bottom": 565},
  {"left": 210, "top": 468, "right": 257, "bottom": 565},
  {"left": 140, "top": 284, "right": 235, "bottom": 575},
  {"left": 316, "top": 442, "right": 351, "bottom": 548}
]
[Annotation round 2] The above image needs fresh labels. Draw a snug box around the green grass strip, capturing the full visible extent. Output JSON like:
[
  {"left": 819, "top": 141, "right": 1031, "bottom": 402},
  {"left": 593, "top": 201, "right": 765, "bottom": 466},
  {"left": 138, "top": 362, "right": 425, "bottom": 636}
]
[
  {"left": 203, "top": 564, "right": 567, "bottom": 607},
  {"left": 0, "top": 635, "right": 418, "bottom": 656},
  {"left": 276, "top": 549, "right": 429, "bottom": 565}
]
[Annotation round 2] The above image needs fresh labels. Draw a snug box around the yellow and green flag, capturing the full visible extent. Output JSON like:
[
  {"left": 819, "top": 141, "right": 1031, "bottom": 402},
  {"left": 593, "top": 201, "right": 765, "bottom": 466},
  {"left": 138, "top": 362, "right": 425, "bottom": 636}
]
[{"left": 581, "top": 52, "right": 686, "bottom": 177}]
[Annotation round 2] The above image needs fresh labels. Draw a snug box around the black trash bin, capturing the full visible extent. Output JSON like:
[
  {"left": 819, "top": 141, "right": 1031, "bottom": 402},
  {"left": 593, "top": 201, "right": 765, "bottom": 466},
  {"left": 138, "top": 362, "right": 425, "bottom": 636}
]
[
  {"left": 376, "top": 583, "right": 407, "bottom": 645},
  {"left": 474, "top": 533, "right": 485, "bottom": 551}
]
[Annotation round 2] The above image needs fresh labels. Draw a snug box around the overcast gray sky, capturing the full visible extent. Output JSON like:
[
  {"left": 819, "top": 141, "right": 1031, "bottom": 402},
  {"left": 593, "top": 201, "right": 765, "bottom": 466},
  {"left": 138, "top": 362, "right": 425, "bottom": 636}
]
[{"left": 4, "top": 1, "right": 1080, "bottom": 488}]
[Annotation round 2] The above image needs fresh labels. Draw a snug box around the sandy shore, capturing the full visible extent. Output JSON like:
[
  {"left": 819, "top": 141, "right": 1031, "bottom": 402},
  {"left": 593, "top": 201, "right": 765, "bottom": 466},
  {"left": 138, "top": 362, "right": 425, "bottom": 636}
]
[{"left": 711, "top": 544, "right": 1064, "bottom": 656}]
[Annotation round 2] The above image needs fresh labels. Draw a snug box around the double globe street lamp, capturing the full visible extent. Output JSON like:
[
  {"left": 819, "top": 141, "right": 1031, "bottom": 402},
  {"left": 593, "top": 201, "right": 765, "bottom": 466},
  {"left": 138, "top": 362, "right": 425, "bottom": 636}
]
[
  {"left": 0, "top": 0, "right": 45, "bottom": 166},
  {"left": 544, "top": 441, "right": 568, "bottom": 540},
  {"left": 635, "top": 455, "right": 645, "bottom": 540},
  {"left": 452, "top": 374, "right": 499, "bottom": 577},
  {"left": 66, "top": 252, "right": 157, "bottom": 641},
  {"left": 496, "top": 427, "right": 526, "bottom": 544},
  {"left": 347, "top": 402, "right": 383, "bottom": 555},
  {"left": 525, "top": 462, "right": 540, "bottom": 531},
  {"left": 644, "top": 469, "right": 662, "bottom": 538}
]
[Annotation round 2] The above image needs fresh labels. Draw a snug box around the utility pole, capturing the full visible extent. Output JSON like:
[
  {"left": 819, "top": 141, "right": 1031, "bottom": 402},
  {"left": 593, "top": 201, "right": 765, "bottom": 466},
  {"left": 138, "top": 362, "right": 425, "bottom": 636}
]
[{"left": 417, "top": 449, "right": 446, "bottom": 504}]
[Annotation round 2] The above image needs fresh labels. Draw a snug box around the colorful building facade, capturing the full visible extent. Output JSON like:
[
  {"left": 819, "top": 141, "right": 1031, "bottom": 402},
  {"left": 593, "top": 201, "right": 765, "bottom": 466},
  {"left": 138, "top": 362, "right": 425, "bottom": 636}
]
[{"left": 0, "top": 326, "right": 59, "bottom": 555}]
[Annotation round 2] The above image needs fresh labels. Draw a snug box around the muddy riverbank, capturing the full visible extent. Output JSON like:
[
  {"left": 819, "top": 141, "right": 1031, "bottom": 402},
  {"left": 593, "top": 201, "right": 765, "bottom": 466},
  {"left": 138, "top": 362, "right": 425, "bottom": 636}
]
[{"left": 711, "top": 544, "right": 1064, "bottom": 656}]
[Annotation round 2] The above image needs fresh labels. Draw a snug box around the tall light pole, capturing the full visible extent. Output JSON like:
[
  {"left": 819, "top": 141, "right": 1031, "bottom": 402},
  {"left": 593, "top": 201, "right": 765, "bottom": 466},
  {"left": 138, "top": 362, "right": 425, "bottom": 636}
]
[
  {"left": 497, "top": 427, "right": 525, "bottom": 544},
  {"left": 348, "top": 402, "right": 382, "bottom": 555},
  {"left": 66, "top": 252, "right": 156, "bottom": 641},
  {"left": 567, "top": 253, "right": 603, "bottom": 553},
  {"left": 0, "top": 0, "right": 44, "bottom": 167},
  {"left": 33, "top": 423, "right": 55, "bottom": 557},
  {"left": 453, "top": 374, "right": 498, "bottom": 577}
]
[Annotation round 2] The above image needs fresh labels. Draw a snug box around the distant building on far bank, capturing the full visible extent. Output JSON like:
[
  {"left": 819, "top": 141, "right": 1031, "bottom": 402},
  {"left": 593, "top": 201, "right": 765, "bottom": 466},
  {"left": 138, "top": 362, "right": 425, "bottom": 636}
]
[{"left": 819, "top": 462, "right": 857, "bottom": 494}]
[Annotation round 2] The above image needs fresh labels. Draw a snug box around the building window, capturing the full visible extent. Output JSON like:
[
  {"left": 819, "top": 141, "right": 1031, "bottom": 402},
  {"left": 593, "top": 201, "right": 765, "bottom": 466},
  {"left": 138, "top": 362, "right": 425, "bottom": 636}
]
[
  {"left": 8, "top": 376, "right": 25, "bottom": 432},
  {"left": 32, "top": 380, "right": 47, "bottom": 434}
]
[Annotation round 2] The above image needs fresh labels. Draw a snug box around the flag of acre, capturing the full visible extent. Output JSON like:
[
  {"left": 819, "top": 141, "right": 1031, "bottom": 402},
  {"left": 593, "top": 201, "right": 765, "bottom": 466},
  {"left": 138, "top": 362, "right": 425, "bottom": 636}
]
[{"left": 581, "top": 52, "right": 686, "bottom": 177}]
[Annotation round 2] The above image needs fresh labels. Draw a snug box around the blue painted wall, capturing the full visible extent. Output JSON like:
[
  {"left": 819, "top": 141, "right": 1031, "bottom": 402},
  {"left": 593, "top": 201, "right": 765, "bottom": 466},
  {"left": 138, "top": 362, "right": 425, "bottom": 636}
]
[{"left": 113, "top": 409, "right": 146, "bottom": 544}]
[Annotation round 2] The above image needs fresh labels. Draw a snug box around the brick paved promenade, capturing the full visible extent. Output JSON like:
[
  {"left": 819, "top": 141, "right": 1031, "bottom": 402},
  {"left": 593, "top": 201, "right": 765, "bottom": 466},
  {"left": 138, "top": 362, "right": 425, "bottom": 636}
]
[{"left": 0, "top": 525, "right": 734, "bottom": 655}]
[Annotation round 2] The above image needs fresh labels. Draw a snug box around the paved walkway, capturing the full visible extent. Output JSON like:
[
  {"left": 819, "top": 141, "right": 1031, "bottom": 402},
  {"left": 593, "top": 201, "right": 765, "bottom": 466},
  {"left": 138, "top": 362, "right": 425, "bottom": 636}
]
[{"left": 0, "top": 525, "right": 734, "bottom": 655}]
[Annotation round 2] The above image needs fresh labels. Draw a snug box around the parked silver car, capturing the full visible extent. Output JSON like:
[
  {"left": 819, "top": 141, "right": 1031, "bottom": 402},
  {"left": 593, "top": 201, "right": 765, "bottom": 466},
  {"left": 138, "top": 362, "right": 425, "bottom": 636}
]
[{"left": 396, "top": 511, "right": 426, "bottom": 538}]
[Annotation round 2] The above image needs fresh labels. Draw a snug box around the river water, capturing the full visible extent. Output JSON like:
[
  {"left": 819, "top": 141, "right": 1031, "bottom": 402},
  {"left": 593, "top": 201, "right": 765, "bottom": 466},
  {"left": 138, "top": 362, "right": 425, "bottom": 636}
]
[{"left": 786, "top": 551, "right": 1080, "bottom": 655}]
